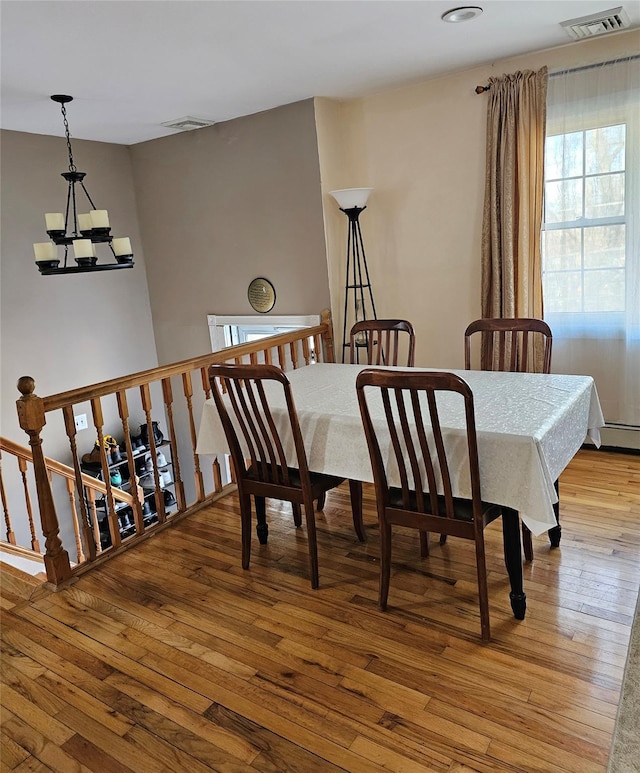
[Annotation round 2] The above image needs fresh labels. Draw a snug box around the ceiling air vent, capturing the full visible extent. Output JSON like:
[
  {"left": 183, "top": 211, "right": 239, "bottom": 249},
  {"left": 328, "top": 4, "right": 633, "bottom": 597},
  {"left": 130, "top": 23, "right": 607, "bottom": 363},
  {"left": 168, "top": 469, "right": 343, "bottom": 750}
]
[
  {"left": 161, "top": 116, "right": 216, "bottom": 131},
  {"left": 561, "top": 6, "right": 631, "bottom": 39}
]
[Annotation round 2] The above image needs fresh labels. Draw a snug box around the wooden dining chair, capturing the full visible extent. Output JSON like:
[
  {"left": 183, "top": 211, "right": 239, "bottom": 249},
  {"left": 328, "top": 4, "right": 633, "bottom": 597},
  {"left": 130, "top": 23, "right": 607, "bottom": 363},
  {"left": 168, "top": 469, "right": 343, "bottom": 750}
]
[
  {"left": 464, "top": 317, "right": 554, "bottom": 561},
  {"left": 349, "top": 319, "right": 416, "bottom": 366},
  {"left": 464, "top": 317, "right": 552, "bottom": 374},
  {"left": 208, "top": 362, "right": 364, "bottom": 589},
  {"left": 356, "top": 368, "right": 506, "bottom": 641}
]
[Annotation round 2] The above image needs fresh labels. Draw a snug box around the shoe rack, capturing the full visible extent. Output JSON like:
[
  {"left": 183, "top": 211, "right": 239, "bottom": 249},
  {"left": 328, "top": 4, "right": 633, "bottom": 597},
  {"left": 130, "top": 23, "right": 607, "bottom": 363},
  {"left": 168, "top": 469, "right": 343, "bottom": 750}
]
[{"left": 81, "top": 437, "right": 177, "bottom": 549}]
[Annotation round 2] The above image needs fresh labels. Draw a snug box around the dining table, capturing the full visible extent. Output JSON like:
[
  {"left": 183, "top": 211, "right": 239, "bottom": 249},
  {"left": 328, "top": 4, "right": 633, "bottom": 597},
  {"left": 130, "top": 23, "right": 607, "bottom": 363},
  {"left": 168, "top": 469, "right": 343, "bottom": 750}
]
[{"left": 197, "top": 362, "right": 605, "bottom": 620}]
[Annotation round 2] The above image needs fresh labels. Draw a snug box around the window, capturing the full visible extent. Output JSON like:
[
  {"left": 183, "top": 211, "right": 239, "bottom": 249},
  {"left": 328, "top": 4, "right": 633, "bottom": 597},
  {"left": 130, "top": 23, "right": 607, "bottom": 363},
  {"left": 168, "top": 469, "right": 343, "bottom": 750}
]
[
  {"left": 543, "top": 123, "right": 627, "bottom": 315},
  {"left": 542, "top": 56, "right": 639, "bottom": 427}
]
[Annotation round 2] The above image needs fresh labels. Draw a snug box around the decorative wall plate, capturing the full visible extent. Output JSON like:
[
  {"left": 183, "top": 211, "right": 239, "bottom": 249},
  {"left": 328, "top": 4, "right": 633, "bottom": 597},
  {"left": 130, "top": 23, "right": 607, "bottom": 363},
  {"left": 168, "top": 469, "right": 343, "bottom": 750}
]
[{"left": 247, "top": 277, "right": 276, "bottom": 313}]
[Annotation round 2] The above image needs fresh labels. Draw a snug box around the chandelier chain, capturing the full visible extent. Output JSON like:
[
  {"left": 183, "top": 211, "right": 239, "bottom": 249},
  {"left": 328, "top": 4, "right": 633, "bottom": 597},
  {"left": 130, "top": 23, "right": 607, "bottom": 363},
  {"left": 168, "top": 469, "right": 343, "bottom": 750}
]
[{"left": 60, "top": 102, "right": 76, "bottom": 172}]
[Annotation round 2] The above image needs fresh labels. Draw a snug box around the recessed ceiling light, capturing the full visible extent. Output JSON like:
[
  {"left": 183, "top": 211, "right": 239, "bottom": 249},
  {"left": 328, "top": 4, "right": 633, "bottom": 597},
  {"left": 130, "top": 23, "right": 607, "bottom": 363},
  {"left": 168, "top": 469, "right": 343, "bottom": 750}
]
[{"left": 441, "top": 6, "right": 483, "bottom": 23}]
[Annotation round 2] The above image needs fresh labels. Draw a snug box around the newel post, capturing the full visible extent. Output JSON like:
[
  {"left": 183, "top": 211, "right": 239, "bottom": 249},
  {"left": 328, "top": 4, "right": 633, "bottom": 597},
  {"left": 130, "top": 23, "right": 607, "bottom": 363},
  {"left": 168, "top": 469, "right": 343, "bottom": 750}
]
[
  {"left": 320, "top": 308, "right": 335, "bottom": 363},
  {"left": 16, "top": 376, "right": 72, "bottom": 585}
]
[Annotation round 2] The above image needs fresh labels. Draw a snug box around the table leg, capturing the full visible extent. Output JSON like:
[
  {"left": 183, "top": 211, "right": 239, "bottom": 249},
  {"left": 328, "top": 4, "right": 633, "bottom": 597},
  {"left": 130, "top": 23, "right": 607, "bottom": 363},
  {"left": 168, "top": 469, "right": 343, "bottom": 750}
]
[
  {"left": 502, "top": 507, "right": 526, "bottom": 620},
  {"left": 548, "top": 479, "right": 562, "bottom": 548},
  {"left": 255, "top": 496, "right": 269, "bottom": 544}
]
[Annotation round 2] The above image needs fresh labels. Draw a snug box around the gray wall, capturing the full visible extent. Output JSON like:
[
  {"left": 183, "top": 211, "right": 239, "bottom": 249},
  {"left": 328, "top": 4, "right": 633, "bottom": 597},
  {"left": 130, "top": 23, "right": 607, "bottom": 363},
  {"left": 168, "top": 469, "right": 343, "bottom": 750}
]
[
  {"left": 130, "top": 98, "right": 331, "bottom": 365},
  {"left": 0, "top": 129, "right": 157, "bottom": 446}
]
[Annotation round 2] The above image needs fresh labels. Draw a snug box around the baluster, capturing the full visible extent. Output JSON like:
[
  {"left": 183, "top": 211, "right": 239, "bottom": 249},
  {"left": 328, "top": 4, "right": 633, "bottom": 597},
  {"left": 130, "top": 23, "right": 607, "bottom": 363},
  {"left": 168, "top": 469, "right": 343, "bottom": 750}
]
[
  {"left": 250, "top": 351, "right": 258, "bottom": 365},
  {"left": 290, "top": 341, "right": 298, "bottom": 370},
  {"left": 264, "top": 348, "right": 273, "bottom": 366},
  {"left": 313, "top": 332, "right": 322, "bottom": 363},
  {"left": 85, "top": 489, "right": 103, "bottom": 555},
  {"left": 116, "top": 390, "right": 144, "bottom": 534},
  {"left": 140, "top": 383, "right": 166, "bottom": 522},
  {"left": 16, "top": 377, "right": 72, "bottom": 585},
  {"left": 302, "top": 336, "right": 311, "bottom": 366},
  {"left": 62, "top": 405, "right": 97, "bottom": 561},
  {"left": 64, "top": 478, "right": 85, "bottom": 564},
  {"left": 277, "top": 345, "right": 286, "bottom": 369},
  {"left": 182, "top": 371, "right": 205, "bottom": 502},
  {"left": 199, "top": 368, "right": 221, "bottom": 496},
  {"left": 0, "top": 452, "right": 16, "bottom": 545},
  {"left": 90, "top": 397, "right": 122, "bottom": 547},
  {"left": 17, "top": 457, "right": 41, "bottom": 553},
  {"left": 162, "top": 377, "right": 186, "bottom": 511}
]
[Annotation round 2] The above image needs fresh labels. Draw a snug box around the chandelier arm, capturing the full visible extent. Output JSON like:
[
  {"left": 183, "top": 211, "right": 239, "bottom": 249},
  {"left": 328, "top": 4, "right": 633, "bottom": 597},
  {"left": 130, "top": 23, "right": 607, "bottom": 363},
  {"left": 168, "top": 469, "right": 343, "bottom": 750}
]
[{"left": 79, "top": 181, "right": 98, "bottom": 212}]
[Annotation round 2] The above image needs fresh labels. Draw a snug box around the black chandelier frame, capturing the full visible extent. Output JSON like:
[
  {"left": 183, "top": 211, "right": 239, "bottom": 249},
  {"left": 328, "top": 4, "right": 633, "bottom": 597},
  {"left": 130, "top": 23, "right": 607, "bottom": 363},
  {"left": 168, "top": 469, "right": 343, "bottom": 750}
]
[{"left": 35, "top": 95, "right": 134, "bottom": 276}]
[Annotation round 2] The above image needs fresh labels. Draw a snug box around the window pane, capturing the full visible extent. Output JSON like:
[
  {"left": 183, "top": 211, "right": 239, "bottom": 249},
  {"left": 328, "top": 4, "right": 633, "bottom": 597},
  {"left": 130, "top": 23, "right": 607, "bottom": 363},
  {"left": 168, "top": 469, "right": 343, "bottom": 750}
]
[
  {"left": 545, "top": 132, "right": 583, "bottom": 179},
  {"left": 542, "top": 228, "right": 581, "bottom": 271},
  {"left": 584, "top": 269, "right": 625, "bottom": 312},
  {"left": 585, "top": 173, "right": 625, "bottom": 218},
  {"left": 586, "top": 124, "right": 625, "bottom": 174},
  {"left": 584, "top": 225, "right": 626, "bottom": 268},
  {"left": 545, "top": 178, "right": 582, "bottom": 222},
  {"left": 543, "top": 272, "right": 582, "bottom": 312}
]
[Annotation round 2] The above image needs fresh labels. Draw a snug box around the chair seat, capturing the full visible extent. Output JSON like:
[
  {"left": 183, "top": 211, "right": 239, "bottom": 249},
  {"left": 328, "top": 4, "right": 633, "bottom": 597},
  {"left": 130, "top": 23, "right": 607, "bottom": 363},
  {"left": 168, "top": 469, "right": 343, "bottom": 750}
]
[
  {"left": 246, "top": 464, "right": 345, "bottom": 493},
  {"left": 388, "top": 487, "right": 501, "bottom": 523}
]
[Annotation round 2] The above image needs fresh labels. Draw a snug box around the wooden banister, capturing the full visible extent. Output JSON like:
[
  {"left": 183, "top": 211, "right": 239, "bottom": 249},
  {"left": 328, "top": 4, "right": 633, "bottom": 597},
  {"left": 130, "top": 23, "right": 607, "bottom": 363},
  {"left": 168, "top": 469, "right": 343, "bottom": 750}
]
[
  {"left": 42, "top": 314, "right": 334, "bottom": 411},
  {"left": 12, "top": 310, "right": 334, "bottom": 588}
]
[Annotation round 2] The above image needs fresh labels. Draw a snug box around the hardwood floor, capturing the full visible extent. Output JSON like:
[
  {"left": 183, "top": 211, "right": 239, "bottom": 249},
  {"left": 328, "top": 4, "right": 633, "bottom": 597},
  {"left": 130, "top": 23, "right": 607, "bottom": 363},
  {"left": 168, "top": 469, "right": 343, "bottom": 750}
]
[{"left": 1, "top": 448, "right": 639, "bottom": 772}]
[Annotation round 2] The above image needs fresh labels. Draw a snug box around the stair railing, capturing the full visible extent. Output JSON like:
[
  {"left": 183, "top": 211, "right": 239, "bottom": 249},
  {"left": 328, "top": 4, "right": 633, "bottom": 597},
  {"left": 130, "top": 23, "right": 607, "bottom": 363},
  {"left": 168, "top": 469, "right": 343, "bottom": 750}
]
[{"left": 12, "top": 310, "right": 335, "bottom": 587}]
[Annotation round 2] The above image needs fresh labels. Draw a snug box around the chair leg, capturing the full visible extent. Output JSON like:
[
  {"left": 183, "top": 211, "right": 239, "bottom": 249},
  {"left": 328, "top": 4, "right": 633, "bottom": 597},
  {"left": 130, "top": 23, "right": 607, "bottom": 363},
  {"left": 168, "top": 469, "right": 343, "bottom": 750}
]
[
  {"left": 379, "top": 521, "right": 392, "bottom": 611},
  {"left": 349, "top": 479, "right": 366, "bottom": 542},
  {"left": 522, "top": 522, "right": 534, "bottom": 562},
  {"left": 419, "top": 531, "right": 429, "bottom": 557},
  {"left": 255, "top": 496, "right": 268, "bottom": 544},
  {"left": 316, "top": 492, "right": 326, "bottom": 511},
  {"left": 302, "top": 494, "right": 320, "bottom": 590},
  {"left": 292, "top": 503, "right": 302, "bottom": 528},
  {"left": 239, "top": 491, "right": 252, "bottom": 569},
  {"left": 474, "top": 535, "right": 491, "bottom": 642}
]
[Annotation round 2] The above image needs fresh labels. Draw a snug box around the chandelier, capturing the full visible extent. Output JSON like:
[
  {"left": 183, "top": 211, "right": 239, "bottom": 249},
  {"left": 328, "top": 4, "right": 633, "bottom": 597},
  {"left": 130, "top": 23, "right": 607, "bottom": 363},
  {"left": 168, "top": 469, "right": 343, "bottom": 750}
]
[{"left": 33, "top": 95, "right": 134, "bottom": 275}]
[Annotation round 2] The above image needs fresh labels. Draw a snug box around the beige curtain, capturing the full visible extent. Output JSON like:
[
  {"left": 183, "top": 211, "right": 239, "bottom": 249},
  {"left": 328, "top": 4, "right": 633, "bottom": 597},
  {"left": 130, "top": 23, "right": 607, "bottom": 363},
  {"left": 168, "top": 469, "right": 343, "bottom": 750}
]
[{"left": 481, "top": 67, "right": 548, "bottom": 367}]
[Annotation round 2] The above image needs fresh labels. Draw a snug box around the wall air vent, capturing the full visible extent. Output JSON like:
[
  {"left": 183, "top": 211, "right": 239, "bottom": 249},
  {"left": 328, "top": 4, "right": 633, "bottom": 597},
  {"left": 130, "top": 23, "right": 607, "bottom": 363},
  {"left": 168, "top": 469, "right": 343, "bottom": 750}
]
[
  {"left": 161, "top": 116, "right": 216, "bottom": 131},
  {"left": 561, "top": 6, "right": 631, "bottom": 39}
]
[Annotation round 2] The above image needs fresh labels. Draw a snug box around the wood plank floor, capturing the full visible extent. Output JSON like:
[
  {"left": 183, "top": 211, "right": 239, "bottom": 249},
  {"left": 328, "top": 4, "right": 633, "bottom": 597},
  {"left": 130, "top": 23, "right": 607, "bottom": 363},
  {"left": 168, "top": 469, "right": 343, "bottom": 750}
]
[{"left": 2, "top": 448, "right": 639, "bottom": 772}]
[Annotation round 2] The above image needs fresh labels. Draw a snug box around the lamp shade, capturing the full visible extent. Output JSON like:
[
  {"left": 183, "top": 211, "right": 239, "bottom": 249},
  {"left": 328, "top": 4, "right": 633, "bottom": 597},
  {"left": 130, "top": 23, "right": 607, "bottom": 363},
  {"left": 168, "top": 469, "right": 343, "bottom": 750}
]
[{"left": 329, "top": 188, "right": 373, "bottom": 209}]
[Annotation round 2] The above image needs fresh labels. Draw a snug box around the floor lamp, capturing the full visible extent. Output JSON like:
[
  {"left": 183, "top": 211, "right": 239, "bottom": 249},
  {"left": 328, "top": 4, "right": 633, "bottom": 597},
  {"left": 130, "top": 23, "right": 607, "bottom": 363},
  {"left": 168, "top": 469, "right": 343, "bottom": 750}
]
[{"left": 329, "top": 188, "right": 377, "bottom": 362}]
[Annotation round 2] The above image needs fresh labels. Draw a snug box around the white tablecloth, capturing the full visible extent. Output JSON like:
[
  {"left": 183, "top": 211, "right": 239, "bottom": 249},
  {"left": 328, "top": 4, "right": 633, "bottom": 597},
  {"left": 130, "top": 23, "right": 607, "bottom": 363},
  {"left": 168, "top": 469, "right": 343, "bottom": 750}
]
[{"left": 197, "top": 363, "right": 604, "bottom": 536}]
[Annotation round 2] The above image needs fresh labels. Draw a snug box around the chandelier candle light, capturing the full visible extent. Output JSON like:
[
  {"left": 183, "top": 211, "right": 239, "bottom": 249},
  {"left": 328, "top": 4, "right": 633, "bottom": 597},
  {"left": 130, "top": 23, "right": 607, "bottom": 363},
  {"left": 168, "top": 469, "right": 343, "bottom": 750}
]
[
  {"left": 33, "top": 95, "right": 134, "bottom": 275},
  {"left": 329, "top": 187, "right": 377, "bottom": 362}
]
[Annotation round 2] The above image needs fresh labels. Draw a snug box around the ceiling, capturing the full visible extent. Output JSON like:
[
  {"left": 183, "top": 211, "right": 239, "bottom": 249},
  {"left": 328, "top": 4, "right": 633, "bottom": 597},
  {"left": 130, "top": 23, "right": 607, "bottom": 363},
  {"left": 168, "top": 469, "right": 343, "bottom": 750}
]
[{"left": 1, "top": 1, "right": 638, "bottom": 146}]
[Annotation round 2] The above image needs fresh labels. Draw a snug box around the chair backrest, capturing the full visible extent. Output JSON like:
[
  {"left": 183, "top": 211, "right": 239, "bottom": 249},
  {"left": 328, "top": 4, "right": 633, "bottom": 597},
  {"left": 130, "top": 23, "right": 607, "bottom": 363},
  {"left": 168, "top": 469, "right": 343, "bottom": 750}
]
[
  {"left": 356, "top": 368, "right": 483, "bottom": 523},
  {"left": 208, "top": 363, "right": 309, "bottom": 488},
  {"left": 349, "top": 319, "right": 416, "bottom": 366},
  {"left": 464, "top": 318, "right": 552, "bottom": 374}
]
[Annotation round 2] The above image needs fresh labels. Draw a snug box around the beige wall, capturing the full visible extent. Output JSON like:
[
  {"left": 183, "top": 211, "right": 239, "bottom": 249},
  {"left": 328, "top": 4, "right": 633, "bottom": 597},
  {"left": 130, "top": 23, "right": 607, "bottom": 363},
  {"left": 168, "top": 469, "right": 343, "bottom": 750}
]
[
  {"left": 0, "top": 129, "right": 156, "bottom": 446},
  {"left": 317, "top": 30, "right": 640, "bottom": 368},
  {"left": 129, "top": 98, "right": 330, "bottom": 366}
]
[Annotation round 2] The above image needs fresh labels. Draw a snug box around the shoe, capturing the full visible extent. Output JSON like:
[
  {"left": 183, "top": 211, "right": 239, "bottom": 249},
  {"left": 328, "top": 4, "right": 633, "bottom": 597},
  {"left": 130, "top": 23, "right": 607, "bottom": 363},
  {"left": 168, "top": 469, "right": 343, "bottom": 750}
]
[
  {"left": 160, "top": 469, "right": 172, "bottom": 487},
  {"left": 163, "top": 489, "right": 176, "bottom": 507},
  {"left": 81, "top": 442, "right": 103, "bottom": 467},
  {"left": 108, "top": 439, "right": 122, "bottom": 464},
  {"left": 110, "top": 470, "right": 122, "bottom": 486},
  {"left": 139, "top": 472, "right": 155, "bottom": 491}
]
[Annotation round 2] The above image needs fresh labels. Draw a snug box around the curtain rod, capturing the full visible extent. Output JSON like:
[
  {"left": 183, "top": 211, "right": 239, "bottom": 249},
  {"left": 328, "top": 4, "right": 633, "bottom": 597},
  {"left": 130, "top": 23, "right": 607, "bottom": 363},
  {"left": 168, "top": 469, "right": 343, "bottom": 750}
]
[{"left": 474, "top": 53, "right": 640, "bottom": 94}]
